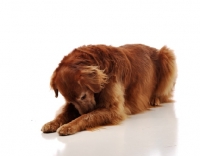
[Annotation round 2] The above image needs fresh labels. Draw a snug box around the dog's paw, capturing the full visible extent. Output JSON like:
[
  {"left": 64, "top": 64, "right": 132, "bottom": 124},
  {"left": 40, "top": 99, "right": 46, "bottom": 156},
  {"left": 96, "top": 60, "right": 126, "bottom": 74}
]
[
  {"left": 150, "top": 97, "right": 160, "bottom": 106},
  {"left": 57, "top": 124, "right": 78, "bottom": 136},
  {"left": 41, "top": 121, "right": 60, "bottom": 133}
]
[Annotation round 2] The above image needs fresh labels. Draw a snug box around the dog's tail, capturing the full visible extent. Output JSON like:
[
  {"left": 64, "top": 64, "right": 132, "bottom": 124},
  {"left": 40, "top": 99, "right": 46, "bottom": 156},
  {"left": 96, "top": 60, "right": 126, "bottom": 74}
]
[{"left": 155, "top": 46, "right": 177, "bottom": 103}]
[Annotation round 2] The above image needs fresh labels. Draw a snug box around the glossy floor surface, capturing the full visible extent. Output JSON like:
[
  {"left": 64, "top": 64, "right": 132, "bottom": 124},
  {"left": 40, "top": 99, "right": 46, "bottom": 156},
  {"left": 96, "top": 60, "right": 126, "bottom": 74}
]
[{"left": 1, "top": 1, "right": 200, "bottom": 156}]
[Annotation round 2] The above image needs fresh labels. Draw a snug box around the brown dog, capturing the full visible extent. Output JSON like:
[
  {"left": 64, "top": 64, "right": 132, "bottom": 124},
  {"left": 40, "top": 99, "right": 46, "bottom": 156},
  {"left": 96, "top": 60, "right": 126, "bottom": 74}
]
[{"left": 41, "top": 44, "right": 177, "bottom": 136}]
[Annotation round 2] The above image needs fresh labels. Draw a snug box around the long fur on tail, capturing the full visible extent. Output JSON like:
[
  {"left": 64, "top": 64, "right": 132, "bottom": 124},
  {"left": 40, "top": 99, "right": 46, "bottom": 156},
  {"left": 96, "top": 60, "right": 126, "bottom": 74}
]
[{"left": 155, "top": 46, "right": 177, "bottom": 103}]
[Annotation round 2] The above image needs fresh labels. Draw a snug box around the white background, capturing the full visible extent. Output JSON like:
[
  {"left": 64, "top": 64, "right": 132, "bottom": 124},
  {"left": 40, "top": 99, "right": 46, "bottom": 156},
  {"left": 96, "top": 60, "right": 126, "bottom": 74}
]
[{"left": 0, "top": 0, "right": 200, "bottom": 156}]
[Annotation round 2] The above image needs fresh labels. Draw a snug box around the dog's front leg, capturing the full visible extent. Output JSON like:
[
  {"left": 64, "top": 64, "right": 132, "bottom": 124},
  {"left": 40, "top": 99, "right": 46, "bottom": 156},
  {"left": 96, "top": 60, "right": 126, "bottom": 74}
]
[
  {"left": 57, "top": 107, "right": 126, "bottom": 136},
  {"left": 41, "top": 103, "right": 80, "bottom": 133},
  {"left": 57, "top": 82, "right": 127, "bottom": 136}
]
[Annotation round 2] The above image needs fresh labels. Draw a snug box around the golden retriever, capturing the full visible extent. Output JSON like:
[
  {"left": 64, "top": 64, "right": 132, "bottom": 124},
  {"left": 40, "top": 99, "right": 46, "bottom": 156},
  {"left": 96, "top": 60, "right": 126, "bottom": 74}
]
[{"left": 41, "top": 44, "right": 177, "bottom": 136}]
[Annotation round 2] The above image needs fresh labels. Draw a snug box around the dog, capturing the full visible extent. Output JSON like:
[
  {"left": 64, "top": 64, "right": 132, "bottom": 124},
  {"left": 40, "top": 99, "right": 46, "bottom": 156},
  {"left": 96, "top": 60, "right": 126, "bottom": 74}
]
[{"left": 41, "top": 44, "right": 177, "bottom": 136}]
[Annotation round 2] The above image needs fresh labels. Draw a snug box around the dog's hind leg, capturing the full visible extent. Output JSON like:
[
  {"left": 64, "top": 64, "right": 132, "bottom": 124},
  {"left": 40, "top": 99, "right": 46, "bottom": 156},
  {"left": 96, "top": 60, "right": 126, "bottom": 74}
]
[{"left": 152, "top": 46, "right": 177, "bottom": 105}]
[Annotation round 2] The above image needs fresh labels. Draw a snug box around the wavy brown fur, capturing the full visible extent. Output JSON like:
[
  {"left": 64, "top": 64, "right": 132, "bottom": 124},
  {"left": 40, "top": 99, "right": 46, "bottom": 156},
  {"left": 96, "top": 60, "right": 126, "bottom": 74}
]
[{"left": 42, "top": 44, "right": 177, "bottom": 135}]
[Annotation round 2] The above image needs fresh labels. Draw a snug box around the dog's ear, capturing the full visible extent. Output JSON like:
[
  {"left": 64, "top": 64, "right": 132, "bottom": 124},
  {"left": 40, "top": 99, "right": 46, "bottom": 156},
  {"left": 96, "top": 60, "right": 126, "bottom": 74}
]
[
  {"left": 79, "top": 66, "right": 108, "bottom": 93},
  {"left": 52, "top": 87, "right": 58, "bottom": 98},
  {"left": 50, "top": 71, "right": 59, "bottom": 98}
]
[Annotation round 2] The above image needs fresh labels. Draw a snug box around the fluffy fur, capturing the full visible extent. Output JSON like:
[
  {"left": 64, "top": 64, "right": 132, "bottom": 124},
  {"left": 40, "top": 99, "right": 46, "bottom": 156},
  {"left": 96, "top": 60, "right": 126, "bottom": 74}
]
[{"left": 41, "top": 44, "right": 177, "bottom": 135}]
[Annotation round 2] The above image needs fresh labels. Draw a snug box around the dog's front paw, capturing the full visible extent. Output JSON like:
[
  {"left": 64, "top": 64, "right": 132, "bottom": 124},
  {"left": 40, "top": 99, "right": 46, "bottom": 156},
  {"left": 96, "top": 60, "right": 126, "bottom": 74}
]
[
  {"left": 41, "top": 120, "right": 61, "bottom": 133},
  {"left": 57, "top": 124, "right": 79, "bottom": 136}
]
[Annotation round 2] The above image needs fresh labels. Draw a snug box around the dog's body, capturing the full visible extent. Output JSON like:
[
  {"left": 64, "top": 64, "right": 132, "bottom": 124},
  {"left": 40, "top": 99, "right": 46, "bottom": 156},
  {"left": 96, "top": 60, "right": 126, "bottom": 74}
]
[{"left": 42, "top": 44, "right": 177, "bottom": 135}]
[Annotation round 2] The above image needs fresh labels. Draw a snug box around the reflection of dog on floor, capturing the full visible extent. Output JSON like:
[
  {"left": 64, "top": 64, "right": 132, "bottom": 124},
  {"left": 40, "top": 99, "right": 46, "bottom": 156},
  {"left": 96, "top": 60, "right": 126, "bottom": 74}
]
[{"left": 41, "top": 44, "right": 177, "bottom": 136}]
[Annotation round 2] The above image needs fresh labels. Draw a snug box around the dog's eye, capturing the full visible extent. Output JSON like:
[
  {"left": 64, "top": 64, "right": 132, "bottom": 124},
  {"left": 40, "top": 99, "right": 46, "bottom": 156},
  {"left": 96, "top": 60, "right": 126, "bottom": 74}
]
[{"left": 81, "top": 94, "right": 86, "bottom": 100}]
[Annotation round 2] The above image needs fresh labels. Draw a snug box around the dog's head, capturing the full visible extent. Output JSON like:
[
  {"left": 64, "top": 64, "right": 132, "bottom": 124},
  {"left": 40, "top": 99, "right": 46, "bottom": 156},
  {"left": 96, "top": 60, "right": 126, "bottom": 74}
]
[{"left": 50, "top": 66, "right": 108, "bottom": 115}]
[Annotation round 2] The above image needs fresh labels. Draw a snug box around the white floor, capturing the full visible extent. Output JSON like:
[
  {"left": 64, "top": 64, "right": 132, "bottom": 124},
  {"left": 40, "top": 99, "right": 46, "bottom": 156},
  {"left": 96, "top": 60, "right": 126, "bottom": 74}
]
[{"left": 1, "top": 1, "right": 200, "bottom": 156}]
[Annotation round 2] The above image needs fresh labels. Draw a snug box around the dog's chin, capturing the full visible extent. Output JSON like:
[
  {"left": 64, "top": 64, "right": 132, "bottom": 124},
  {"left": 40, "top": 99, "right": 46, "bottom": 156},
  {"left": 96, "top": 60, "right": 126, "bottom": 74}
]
[{"left": 76, "top": 103, "right": 96, "bottom": 115}]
